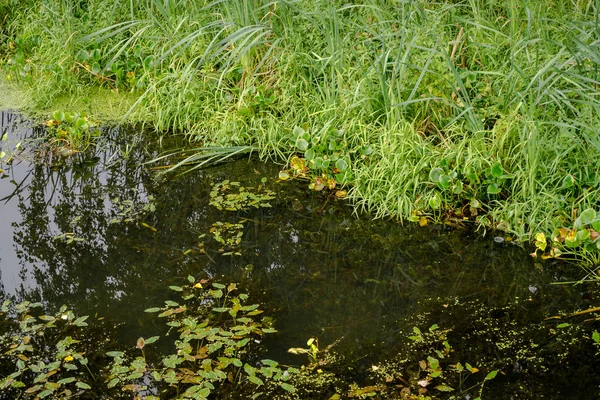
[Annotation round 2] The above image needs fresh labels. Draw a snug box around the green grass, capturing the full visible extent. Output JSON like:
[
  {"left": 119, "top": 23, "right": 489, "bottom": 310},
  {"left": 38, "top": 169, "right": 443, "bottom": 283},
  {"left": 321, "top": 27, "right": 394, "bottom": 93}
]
[{"left": 2, "top": 0, "right": 600, "bottom": 268}]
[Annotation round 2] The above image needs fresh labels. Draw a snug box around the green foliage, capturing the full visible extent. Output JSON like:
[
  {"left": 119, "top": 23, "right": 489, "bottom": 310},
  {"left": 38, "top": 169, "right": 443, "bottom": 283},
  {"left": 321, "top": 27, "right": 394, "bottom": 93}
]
[
  {"left": 2, "top": 0, "right": 600, "bottom": 268},
  {"left": 107, "top": 279, "right": 296, "bottom": 399},
  {"left": 209, "top": 180, "right": 275, "bottom": 211},
  {"left": 44, "top": 110, "right": 100, "bottom": 152},
  {"left": 0, "top": 280, "right": 299, "bottom": 399},
  {"left": 0, "top": 301, "right": 94, "bottom": 398},
  {"left": 210, "top": 221, "right": 244, "bottom": 256}
]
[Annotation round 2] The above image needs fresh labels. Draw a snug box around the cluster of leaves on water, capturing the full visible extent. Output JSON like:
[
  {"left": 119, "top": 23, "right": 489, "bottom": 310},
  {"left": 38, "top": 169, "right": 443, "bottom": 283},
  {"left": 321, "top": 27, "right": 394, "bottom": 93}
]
[
  {"left": 106, "top": 277, "right": 298, "bottom": 399},
  {"left": 52, "top": 215, "right": 85, "bottom": 244},
  {"left": 426, "top": 157, "right": 510, "bottom": 217},
  {"left": 0, "top": 279, "right": 301, "bottom": 399},
  {"left": 209, "top": 221, "right": 244, "bottom": 256},
  {"left": 43, "top": 110, "right": 100, "bottom": 153},
  {"left": 109, "top": 193, "right": 157, "bottom": 224},
  {"left": 184, "top": 179, "right": 276, "bottom": 257},
  {"left": 367, "top": 296, "right": 600, "bottom": 399},
  {"left": 209, "top": 179, "right": 275, "bottom": 211},
  {"left": 0, "top": 300, "right": 96, "bottom": 398}
]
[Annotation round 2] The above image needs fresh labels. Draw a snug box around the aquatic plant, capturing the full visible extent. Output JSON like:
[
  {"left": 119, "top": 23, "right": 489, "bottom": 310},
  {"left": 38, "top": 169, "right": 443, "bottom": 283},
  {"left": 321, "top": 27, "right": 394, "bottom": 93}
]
[
  {"left": 43, "top": 110, "right": 99, "bottom": 152},
  {"left": 0, "top": 279, "right": 299, "bottom": 399},
  {"left": 2, "top": 0, "right": 600, "bottom": 269}
]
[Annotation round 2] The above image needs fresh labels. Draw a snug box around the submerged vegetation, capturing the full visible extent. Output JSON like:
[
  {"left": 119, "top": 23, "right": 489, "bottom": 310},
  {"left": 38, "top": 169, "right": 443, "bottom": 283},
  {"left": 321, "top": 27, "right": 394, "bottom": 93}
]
[
  {"left": 2, "top": 0, "right": 600, "bottom": 267},
  {"left": 2, "top": 279, "right": 599, "bottom": 399}
]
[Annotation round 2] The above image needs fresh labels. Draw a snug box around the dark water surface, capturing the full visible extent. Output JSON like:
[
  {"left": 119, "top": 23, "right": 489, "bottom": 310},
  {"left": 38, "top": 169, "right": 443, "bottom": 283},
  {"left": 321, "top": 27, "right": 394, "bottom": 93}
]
[{"left": 1, "top": 110, "right": 599, "bottom": 398}]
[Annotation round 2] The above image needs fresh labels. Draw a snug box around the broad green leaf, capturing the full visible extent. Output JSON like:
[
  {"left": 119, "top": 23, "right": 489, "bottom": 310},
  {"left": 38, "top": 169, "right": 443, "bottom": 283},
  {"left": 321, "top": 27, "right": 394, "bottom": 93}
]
[
  {"left": 579, "top": 208, "right": 597, "bottom": 226},
  {"left": 304, "top": 148, "right": 315, "bottom": 160},
  {"left": 562, "top": 174, "right": 575, "bottom": 189},
  {"left": 107, "top": 378, "right": 120, "bottom": 388},
  {"left": 248, "top": 376, "right": 264, "bottom": 386},
  {"left": 435, "top": 385, "right": 454, "bottom": 392},
  {"left": 335, "top": 158, "right": 349, "bottom": 172},
  {"left": 168, "top": 286, "right": 183, "bottom": 292},
  {"left": 437, "top": 174, "right": 452, "bottom": 190},
  {"left": 429, "top": 167, "right": 443, "bottom": 183},
  {"left": 280, "top": 383, "right": 296, "bottom": 392},
  {"left": 75, "top": 382, "right": 91, "bottom": 390},
  {"left": 145, "top": 336, "right": 160, "bottom": 344},
  {"left": 593, "top": 331, "right": 600, "bottom": 343},
  {"left": 295, "top": 138, "right": 309, "bottom": 151},
  {"left": 485, "top": 370, "right": 498, "bottom": 380},
  {"left": 487, "top": 183, "right": 501, "bottom": 195},
  {"left": 144, "top": 307, "right": 161, "bottom": 313},
  {"left": 38, "top": 389, "right": 53, "bottom": 398},
  {"left": 490, "top": 162, "right": 503, "bottom": 178}
]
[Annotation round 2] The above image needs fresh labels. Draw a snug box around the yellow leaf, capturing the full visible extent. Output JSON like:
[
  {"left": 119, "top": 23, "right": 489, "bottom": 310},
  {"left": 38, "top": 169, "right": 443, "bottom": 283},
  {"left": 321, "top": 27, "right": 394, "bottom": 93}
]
[
  {"left": 419, "top": 217, "right": 428, "bottom": 227},
  {"left": 535, "top": 232, "right": 546, "bottom": 242},
  {"left": 64, "top": 355, "right": 74, "bottom": 362}
]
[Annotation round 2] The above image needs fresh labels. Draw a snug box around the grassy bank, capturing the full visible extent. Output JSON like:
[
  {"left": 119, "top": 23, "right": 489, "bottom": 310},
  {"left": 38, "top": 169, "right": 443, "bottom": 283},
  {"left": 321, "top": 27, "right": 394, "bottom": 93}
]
[{"left": 1, "top": 0, "right": 600, "bottom": 269}]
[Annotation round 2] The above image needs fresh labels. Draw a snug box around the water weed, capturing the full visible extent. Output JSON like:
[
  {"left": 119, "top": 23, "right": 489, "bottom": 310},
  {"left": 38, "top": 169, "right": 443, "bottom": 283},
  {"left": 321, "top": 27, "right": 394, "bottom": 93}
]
[{"left": 2, "top": 0, "right": 600, "bottom": 269}]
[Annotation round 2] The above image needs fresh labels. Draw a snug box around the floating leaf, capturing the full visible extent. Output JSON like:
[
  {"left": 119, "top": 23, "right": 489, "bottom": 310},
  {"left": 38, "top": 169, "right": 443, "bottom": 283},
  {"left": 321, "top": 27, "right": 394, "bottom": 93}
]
[
  {"left": 485, "top": 370, "right": 498, "bottom": 380},
  {"left": 75, "top": 382, "right": 91, "bottom": 390},
  {"left": 278, "top": 171, "right": 290, "bottom": 181},
  {"left": 248, "top": 376, "right": 264, "bottom": 386},
  {"left": 435, "top": 384, "right": 454, "bottom": 392},
  {"left": 280, "top": 383, "right": 296, "bottom": 392},
  {"left": 168, "top": 286, "right": 183, "bottom": 292}
]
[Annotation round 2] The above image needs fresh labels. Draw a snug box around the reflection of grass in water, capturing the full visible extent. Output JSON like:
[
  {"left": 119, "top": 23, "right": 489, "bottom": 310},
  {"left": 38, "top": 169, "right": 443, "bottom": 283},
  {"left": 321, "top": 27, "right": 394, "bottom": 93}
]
[{"left": 2, "top": 1, "right": 600, "bottom": 268}]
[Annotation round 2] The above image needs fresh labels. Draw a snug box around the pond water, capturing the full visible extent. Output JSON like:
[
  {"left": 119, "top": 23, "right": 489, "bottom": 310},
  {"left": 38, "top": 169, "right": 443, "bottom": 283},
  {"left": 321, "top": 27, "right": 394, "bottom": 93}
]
[{"left": 1, "top": 110, "right": 599, "bottom": 399}]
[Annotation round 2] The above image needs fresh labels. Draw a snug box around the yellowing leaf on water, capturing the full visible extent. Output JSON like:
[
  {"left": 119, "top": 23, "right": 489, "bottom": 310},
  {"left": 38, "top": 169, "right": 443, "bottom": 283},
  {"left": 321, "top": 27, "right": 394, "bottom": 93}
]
[
  {"left": 335, "top": 190, "right": 347, "bottom": 198},
  {"left": 64, "top": 355, "right": 74, "bottom": 362},
  {"left": 278, "top": 170, "right": 290, "bottom": 181},
  {"left": 419, "top": 217, "right": 428, "bottom": 227},
  {"left": 141, "top": 222, "right": 157, "bottom": 232},
  {"left": 136, "top": 337, "right": 145, "bottom": 349},
  {"left": 194, "top": 283, "right": 203, "bottom": 289}
]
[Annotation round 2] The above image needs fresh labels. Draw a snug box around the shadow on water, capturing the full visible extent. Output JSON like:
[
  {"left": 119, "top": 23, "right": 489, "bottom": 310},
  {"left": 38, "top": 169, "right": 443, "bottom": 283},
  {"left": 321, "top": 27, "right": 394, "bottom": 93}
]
[{"left": 1, "top": 110, "right": 599, "bottom": 398}]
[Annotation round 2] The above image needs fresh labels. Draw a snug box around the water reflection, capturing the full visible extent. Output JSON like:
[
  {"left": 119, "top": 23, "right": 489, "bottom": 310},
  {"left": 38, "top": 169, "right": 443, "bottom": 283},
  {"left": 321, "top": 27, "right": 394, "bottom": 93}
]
[{"left": 0, "top": 110, "right": 584, "bottom": 363}]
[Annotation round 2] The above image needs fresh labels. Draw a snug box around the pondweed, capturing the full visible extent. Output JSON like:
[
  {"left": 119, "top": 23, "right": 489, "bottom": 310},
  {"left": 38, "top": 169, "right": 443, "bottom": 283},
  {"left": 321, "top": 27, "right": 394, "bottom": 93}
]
[{"left": 2, "top": 0, "right": 600, "bottom": 269}]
